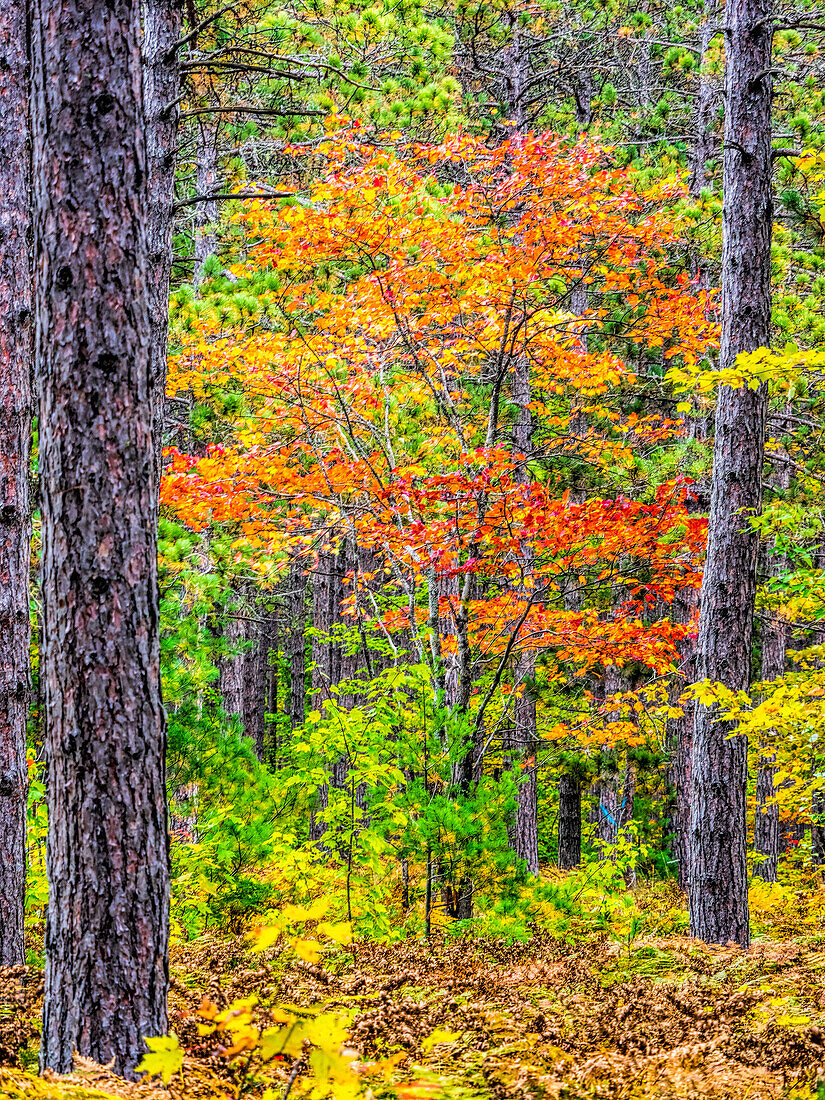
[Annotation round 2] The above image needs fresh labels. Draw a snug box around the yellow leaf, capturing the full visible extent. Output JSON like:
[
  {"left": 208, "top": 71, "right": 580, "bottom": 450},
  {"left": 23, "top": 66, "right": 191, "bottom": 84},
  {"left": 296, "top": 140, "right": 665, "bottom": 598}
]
[
  {"left": 250, "top": 924, "right": 282, "bottom": 951},
  {"left": 261, "top": 1022, "right": 304, "bottom": 1060},
  {"left": 421, "top": 1028, "right": 460, "bottom": 1053},
  {"left": 136, "top": 1034, "right": 184, "bottom": 1085},
  {"left": 291, "top": 937, "right": 322, "bottom": 963},
  {"left": 303, "top": 1012, "right": 349, "bottom": 1050},
  {"left": 317, "top": 920, "right": 352, "bottom": 945}
]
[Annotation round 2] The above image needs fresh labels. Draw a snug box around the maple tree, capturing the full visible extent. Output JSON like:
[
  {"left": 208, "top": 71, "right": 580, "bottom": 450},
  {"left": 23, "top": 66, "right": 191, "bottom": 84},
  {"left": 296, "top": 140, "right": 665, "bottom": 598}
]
[{"left": 157, "top": 129, "right": 717, "bottom": 910}]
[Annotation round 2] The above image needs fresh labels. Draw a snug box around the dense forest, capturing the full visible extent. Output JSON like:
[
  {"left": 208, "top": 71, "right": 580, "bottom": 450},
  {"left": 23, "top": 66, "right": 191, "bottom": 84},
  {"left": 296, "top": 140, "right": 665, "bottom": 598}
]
[{"left": 4, "top": 0, "right": 825, "bottom": 1095}]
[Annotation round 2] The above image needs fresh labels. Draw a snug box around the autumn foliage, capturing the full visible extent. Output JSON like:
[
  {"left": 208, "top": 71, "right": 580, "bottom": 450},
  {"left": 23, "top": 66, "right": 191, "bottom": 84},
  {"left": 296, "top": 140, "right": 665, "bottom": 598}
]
[{"left": 162, "top": 131, "right": 715, "bottom": 737}]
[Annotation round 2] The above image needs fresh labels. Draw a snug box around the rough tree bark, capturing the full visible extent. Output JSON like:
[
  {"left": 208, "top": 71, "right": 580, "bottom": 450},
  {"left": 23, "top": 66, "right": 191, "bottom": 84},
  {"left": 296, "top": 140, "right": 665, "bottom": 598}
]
[
  {"left": 243, "top": 609, "right": 271, "bottom": 761},
  {"left": 218, "top": 607, "right": 247, "bottom": 724},
  {"left": 0, "top": 0, "right": 33, "bottom": 968},
  {"left": 312, "top": 545, "right": 345, "bottom": 707},
  {"left": 557, "top": 773, "right": 581, "bottom": 870},
  {"left": 143, "top": 0, "right": 183, "bottom": 502},
  {"left": 688, "top": 0, "right": 772, "bottom": 948},
  {"left": 31, "top": 0, "right": 170, "bottom": 1074},
  {"left": 218, "top": 596, "right": 271, "bottom": 760}
]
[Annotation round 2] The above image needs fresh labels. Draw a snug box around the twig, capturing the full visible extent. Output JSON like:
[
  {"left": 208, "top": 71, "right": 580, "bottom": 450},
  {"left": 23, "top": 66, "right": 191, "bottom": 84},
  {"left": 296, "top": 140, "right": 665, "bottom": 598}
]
[{"left": 281, "top": 1050, "right": 308, "bottom": 1100}]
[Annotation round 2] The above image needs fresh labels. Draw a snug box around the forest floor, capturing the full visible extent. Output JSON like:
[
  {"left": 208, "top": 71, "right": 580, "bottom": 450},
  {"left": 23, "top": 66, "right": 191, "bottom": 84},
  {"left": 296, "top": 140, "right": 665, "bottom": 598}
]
[{"left": 5, "top": 893, "right": 825, "bottom": 1100}]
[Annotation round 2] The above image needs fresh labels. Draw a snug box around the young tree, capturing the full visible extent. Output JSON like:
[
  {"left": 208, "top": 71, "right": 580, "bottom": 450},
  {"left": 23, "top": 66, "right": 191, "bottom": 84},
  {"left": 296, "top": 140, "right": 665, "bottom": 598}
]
[
  {"left": 0, "top": 0, "right": 33, "bottom": 969},
  {"left": 31, "top": 0, "right": 170, "bottom": 1075},
  {"left": 688, "top": 0, "right": 773, "bottom": 947}
]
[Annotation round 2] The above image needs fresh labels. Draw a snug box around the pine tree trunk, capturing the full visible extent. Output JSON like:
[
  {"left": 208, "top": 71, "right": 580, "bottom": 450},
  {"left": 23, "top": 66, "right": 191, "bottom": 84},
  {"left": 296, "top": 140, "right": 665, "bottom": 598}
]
[
  {"left": 312, "top": 546, "right": 345, "bottom": 707},
  {"left": 31, "top": 0, "right": 170, "bottom": 1074},
  {"left": 143, "top": 0, "right": 182, "bottom": 503},
  {"left": 754, "top": 552, "right": 787, "bottom": 882},
  {"left": 0, "top": 0, "right": 33, "bottom": 968},
  {"left": 688, "top": 1, "right": 720, "bottom": 201},
  {"left": 688, "top": 0, "right": 772, "bottom": 948},
  {"left": 288, "top": 561, "right": 307, "bottom": 729},
  {"left": 754, "top": 758, "right": 779, "bottom": 880},
  {"left": 219, "top": 609, "right": 247, "bottom": 723},
  {"left": 266, "top": 610, "right": 280, "bottom": 767},
  {"left": 244, "top": 609, "right": 271, "bottom": 762},
  {"left": 667, "top": 587, "right": 699, "bottom": 890},
  {"left": 193, "top": 115, "right": 218, "bottom": 287},
  {"left": 217, "top": 594, "right": 270, "bottom": 759},
  {"left": 557, "top": 773, "right": 581, "bottom": 870}
]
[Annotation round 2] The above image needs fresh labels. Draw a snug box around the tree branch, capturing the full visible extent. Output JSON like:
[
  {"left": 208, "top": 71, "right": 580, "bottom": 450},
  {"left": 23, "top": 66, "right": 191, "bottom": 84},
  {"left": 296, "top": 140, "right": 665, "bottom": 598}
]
[{"left": 173, "top": 188, "right": 292, "bottom": 210}]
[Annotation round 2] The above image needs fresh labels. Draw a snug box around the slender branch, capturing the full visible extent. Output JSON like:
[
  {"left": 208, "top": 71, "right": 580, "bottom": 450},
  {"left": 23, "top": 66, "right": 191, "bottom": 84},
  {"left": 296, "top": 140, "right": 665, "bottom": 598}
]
[
  {"left": 173, "top": 188, "right": 292, "bottom": 210},
  {"left": 180, "top": 105, "right": 324, "bottom": 119}
]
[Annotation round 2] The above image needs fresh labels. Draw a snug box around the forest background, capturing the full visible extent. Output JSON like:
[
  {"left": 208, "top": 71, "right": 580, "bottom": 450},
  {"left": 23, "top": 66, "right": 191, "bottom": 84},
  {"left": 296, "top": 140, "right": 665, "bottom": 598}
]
[{"left": 5, "top": 0, "right": 825, "bottom": 1095}]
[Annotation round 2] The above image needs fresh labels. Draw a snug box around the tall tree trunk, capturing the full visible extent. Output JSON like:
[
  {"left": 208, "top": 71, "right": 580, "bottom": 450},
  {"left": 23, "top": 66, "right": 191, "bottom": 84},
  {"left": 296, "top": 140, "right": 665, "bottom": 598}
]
[
  {"left": 217, "top": 592, "right": 270, "bottom": 759},
  {"left": 754, "top": 550, "right": 787, "bottom": 882},
  {"left": 557, "top": 773, "right": 581, "bottom": 870},
  {"left": 218, "top": 607, "right": 246, "bottom": 724},
  {"left": 266, "top": 614, "right": 280, "bottom": 767},
  {"left": 193, "top": 115, "right": 218, "bottom": 288},
  {"left": 32, "top": 0, "right": 170, "bottom": 1074},
  {"left": 688, "top": 0, "right": 772, "bottom": 948},
  {"left": 143, "top": 0, "right": 182, "bottom": 504},
  {"left": 312, "top": 545, "right": 345, "bottom": 707},
  {"left": 0, "top": 0, "right": 33, "bottom": 968},
  {"left": 667, "top": 586, "right": 699, "bottom": 890},
  {"left": 244, "top": 608, "right": 271, "bottom": 762},
  {"left": 688, "top": 2, "right": 720, "bottom": 202},
  {"left": 596, "top": 622, "right": 626, "bottom": 854},
  {"left": 288, "top": 560, "right": 307, "bottom": 730},
  {"left": 507, "top": 353, "right": 540, "bottom": 875}
]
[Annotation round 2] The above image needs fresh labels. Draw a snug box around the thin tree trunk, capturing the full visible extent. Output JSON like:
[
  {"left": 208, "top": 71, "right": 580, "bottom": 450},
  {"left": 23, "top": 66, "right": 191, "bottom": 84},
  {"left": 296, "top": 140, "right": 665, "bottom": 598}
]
[
  {"left": 0, "top": 0, "right": 33, "bottom": 968},
  {"left": 143, "top": 0, "right": 182, "bottom": 503},
  {"left": 507, "top": 352, "right": 540, "bottom": 875},
  {"left": 557, "top": 773, "right": 581, "bottom": 870},
  {"left": 688, "top": 0, "right": 772, "bottom": 948},
  {"left": 596, "top": 641, "right": 625, "bottom": 854},
  {"left": 32, "top": 0, "right": 170, "bottom": 1074}
]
